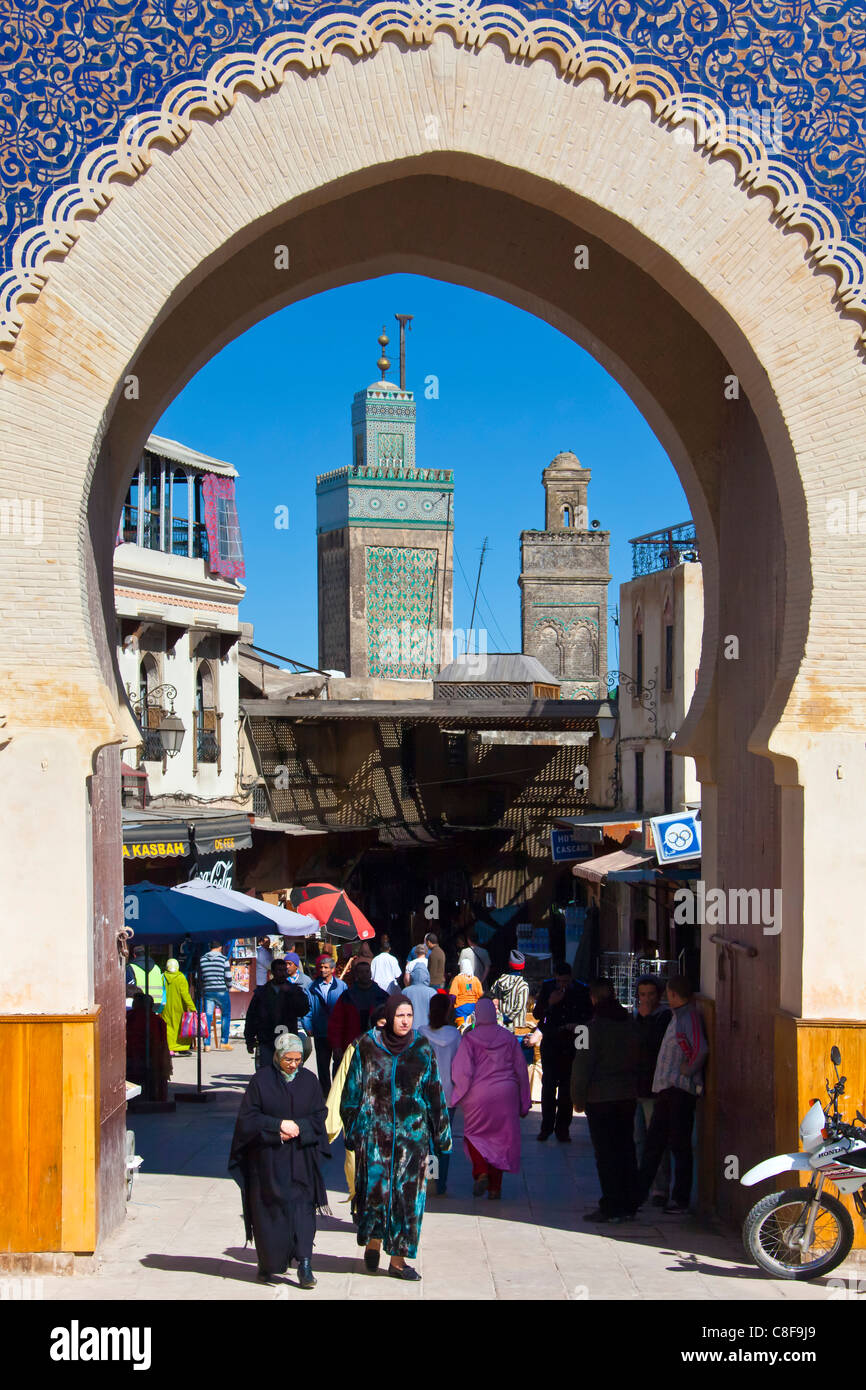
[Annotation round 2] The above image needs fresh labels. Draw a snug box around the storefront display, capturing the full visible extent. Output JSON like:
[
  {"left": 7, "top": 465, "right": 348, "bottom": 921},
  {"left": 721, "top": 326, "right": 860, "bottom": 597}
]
[{"left": 230, "top": 959, "right": 251, "bottom": 992}]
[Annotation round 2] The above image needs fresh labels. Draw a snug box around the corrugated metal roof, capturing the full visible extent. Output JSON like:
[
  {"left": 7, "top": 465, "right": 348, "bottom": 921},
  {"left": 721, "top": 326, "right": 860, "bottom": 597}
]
[
  {"left": 435, "top": 652, "right": 559, "bottom": 685},
  {"left": 242, "top": 698, "right": 605, "bottom": 731},
  {"left": 145, "top": 434, "right": 237, "bottom": 478}
]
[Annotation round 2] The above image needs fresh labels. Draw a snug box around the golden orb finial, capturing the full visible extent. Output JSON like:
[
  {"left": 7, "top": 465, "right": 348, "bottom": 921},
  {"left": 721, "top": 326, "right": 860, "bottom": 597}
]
[{"left": 376, "top": 325, "right": 391, "bottom": 378}]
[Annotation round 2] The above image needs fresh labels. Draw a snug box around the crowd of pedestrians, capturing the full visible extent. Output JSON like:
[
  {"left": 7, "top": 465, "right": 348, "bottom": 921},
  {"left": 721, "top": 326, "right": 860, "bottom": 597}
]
[
  {"left": 227, "top": 930, "right": 709, "bottom": 1286},
  {"left": 123, "top": 925, "right": 710, "bottom": 1285}
]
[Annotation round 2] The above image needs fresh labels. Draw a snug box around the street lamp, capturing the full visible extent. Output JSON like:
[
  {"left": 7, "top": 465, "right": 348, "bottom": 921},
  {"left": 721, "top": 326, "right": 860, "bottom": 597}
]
[
  {"left": 127, "top": 682, "right": 186, "bottom": 763},
  {"left": 596, "top": 711, "right": 618, "bottom": 741},
  {"left": 156, "top": 708, "right": 185, "bottom": 757}
]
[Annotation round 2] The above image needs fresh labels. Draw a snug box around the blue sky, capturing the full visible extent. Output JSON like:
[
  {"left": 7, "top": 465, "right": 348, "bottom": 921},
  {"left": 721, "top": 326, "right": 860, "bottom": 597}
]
[{"left": 156, "top": 273, "right": 689, "bottom": 672}]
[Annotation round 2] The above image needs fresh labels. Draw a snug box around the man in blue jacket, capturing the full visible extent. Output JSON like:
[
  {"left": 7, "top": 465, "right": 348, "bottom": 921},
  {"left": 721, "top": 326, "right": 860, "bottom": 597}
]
[{"left": 302, "top": 953, "right": 348, "bottom": 1091}]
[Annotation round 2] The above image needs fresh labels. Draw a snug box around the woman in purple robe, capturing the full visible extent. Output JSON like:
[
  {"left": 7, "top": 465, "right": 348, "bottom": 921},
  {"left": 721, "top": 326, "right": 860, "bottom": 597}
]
[{"left": 451, "top": 997, "right": 532, "bottom": 1199}]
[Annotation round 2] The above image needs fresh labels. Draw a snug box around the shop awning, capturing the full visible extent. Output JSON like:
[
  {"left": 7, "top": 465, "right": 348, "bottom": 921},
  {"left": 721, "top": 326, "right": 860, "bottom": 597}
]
[
  {"left": 572, "top": 847, "right": 656, "bottom": 883},
  {"left": 122, "top": 819, "right": 191, "bottom": 861},
  {"left": 189, "top": 813, "right": 253, "bottom": 855},
  {"left": 555, "top": 813, "right": 643, "bottom": 846}
]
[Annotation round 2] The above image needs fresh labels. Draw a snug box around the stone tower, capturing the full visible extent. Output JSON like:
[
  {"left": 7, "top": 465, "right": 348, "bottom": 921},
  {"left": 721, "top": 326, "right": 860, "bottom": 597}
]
[
  {"left": 316, "top": 324, "right": 454, "bottom": 680},
  {"left": 519, "top": 450, "right": 610, "bottom": 698}
]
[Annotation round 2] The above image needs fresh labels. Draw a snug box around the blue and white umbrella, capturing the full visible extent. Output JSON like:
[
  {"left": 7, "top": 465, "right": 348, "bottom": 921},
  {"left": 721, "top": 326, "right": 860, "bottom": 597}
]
[
  {"left": 173, "top": 880, "right": 320, "bottom": 938},
  {"left": 124, "top": 880, "right": 274, "bottom": 943}
]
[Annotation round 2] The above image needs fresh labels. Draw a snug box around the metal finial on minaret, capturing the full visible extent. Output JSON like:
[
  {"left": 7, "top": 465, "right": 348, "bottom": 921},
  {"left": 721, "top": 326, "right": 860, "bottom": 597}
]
[
  {"left": 394, "top": 313, "right": 413, "bottom": 391},
  {"left": 377, "top": 325, "right": 391, "bottom": 379}
]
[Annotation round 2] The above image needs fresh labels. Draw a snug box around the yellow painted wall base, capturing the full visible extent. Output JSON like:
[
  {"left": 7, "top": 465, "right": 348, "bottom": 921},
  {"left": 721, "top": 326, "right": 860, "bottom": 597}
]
[
  {"left": 0, "top": 1013, "right": 99, "bottom": 1253},
  {"left": 776, "top": 1014, "right": 866, "bottom": 1249}
]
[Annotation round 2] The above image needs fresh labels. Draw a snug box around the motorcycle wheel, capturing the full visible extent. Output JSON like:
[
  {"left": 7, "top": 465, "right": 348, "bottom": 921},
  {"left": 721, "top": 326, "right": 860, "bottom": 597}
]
[{"left": 744, "top": 1187, "right": 854, "bottom": 1280}]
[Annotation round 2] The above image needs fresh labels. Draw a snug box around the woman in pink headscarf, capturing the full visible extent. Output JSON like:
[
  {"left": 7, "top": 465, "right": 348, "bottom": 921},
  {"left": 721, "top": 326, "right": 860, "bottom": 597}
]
[{"left": 450, "top": 997, "right": 532, "bottom": 1199}]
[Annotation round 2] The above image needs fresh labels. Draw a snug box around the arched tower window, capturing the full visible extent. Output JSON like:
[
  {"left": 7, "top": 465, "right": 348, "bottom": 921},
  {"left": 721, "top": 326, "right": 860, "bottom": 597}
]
[{"left": 195, "top": 661, "right": 220, "bottom": 769}]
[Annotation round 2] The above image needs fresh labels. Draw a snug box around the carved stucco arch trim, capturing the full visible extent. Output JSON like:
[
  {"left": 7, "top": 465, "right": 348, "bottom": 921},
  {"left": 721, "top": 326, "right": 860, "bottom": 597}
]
[{"left": 2, "top": 0, "right": 866, "bottom": 359}]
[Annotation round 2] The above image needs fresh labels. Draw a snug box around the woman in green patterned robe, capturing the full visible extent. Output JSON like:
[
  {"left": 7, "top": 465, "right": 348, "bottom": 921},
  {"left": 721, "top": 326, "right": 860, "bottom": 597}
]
[{"left": 340, "top": 992, "right": 451, "bottom": 1281}]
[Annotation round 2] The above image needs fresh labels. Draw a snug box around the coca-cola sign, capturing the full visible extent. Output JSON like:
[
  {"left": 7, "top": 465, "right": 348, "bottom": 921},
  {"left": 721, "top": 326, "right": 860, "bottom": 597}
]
[{"left": 189, "top": 852, "right": 235, "bottom": 890}]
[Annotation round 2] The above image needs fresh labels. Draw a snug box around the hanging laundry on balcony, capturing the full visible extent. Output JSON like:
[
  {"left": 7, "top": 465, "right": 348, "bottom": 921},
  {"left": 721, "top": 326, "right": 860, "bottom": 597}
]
[{"left": 202, "top": 473, "right": 245, "bottom": 579}]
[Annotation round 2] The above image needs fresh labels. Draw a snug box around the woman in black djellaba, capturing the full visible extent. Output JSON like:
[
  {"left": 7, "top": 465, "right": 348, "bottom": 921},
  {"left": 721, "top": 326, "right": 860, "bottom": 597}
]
[{"left": 229, "top": 1032, "right": 329, "bottom": 1288}]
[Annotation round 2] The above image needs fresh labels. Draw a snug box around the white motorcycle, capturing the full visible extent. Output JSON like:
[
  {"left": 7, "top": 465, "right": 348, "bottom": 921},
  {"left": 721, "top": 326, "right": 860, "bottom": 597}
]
[{"left": 741, "top": 1046, "right": 866, "bottom": 1279}]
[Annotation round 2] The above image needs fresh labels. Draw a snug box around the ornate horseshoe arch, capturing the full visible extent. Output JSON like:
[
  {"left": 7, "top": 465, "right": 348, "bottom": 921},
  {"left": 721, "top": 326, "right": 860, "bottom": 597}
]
[{"left": 1, "top": 0, "right": 865, "bottom": 1257}]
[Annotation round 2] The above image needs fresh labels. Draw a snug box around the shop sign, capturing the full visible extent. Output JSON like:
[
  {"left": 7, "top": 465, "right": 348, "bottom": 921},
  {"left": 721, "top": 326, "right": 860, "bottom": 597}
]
[
  {"left": 191, "top": 852, "right": 235, "bottom": 889},
  {"left": 550, "top": 827, "right": 593, "bottom": 863},
  {"left": 650, "top": 811, "right": 702, "bottom": 865},
  {"left": 122, "top": 840, "right": 188, "bottom": 860}
]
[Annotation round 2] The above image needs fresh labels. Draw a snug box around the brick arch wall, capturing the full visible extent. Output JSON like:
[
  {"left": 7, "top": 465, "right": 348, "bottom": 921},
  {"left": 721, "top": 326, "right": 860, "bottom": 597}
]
[{"left": 0, "top": 16, "right": 864, "bottom": 1250}]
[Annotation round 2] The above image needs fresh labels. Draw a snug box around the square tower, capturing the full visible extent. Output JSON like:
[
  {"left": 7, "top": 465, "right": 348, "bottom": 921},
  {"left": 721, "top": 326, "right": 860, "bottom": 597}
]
[
  {"left": 317, "top": 332, "right": 454, "bottom": 679},
  {"left": 519, "top": 450, "right": 610, "bottom": 698}
]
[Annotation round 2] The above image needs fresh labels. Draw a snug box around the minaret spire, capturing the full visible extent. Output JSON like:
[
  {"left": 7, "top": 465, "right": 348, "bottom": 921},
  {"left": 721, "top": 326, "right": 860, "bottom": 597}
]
[{"left": 394, "top": 313, "right": 413, "bottom": 391}]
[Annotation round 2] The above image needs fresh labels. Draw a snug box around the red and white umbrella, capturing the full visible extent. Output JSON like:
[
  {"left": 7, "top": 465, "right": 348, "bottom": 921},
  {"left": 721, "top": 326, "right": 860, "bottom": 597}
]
[{"left": 289, "top": 883, "right": 375, "bottom": 940}]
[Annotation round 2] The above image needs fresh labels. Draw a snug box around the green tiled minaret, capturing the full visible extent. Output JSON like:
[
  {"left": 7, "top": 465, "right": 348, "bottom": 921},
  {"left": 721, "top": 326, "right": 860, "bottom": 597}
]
[{"left": 316, "top": 323, "right": 454, "bottom": 680}]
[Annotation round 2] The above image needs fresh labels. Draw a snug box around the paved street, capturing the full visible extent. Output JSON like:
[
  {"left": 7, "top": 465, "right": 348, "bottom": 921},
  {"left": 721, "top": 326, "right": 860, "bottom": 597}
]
[{"left": 40, "top": 1048, "right": 860, "bottom": 1302}]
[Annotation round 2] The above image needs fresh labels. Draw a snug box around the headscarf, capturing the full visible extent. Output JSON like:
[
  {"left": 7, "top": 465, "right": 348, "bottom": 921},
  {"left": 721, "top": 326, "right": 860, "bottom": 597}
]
[
  {"left": 354, "top": 942, "right": 374, "bottom": 961},
  {"left": 381, "top": 992, "right": 414, "bottom": 1054},
  {"left": 165, "top": 958, "right": 179, "bottom": 974},
  {"left": 473, "top": 998, "right": 499, "bottom": 1028},
  {"left": 508, "top": 950, "right": 525, "bottom": 970},
  {"left": 409, "top": 965, "right": 431, "bottom": 987},
  {"left": 273, "top": 1031, "right": 304, "bottom": 1081}
]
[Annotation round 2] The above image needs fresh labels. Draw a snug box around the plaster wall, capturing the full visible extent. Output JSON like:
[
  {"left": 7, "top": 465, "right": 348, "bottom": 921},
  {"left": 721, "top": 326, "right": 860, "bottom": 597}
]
[
  {"left": 114, "top": 544, "right": 243, "bottom": 800},
  {"left": 619, "top": 561, "right": 703, "bottom": 811}
]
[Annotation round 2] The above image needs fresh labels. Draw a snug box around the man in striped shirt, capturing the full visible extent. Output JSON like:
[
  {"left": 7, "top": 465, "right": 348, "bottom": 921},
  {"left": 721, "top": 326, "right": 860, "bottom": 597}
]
[
  {"left": 200, "top": 940, "right": 234, "bottom": 1051},
  {"left": 489, "top": 951, "right": 530, "bottom": 1032}
]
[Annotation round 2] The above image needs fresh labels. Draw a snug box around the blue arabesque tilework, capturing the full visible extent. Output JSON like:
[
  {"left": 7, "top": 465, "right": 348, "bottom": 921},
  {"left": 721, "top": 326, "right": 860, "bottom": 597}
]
[{"left": 0, "top": 0, "right": 863, "bottom": 270}]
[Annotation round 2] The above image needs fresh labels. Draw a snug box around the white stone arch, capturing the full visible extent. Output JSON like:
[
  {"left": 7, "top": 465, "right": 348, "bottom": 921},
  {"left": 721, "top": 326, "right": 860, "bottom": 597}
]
[{"left": 1, "top": 0, "right": 865, "bottom": 1247}]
